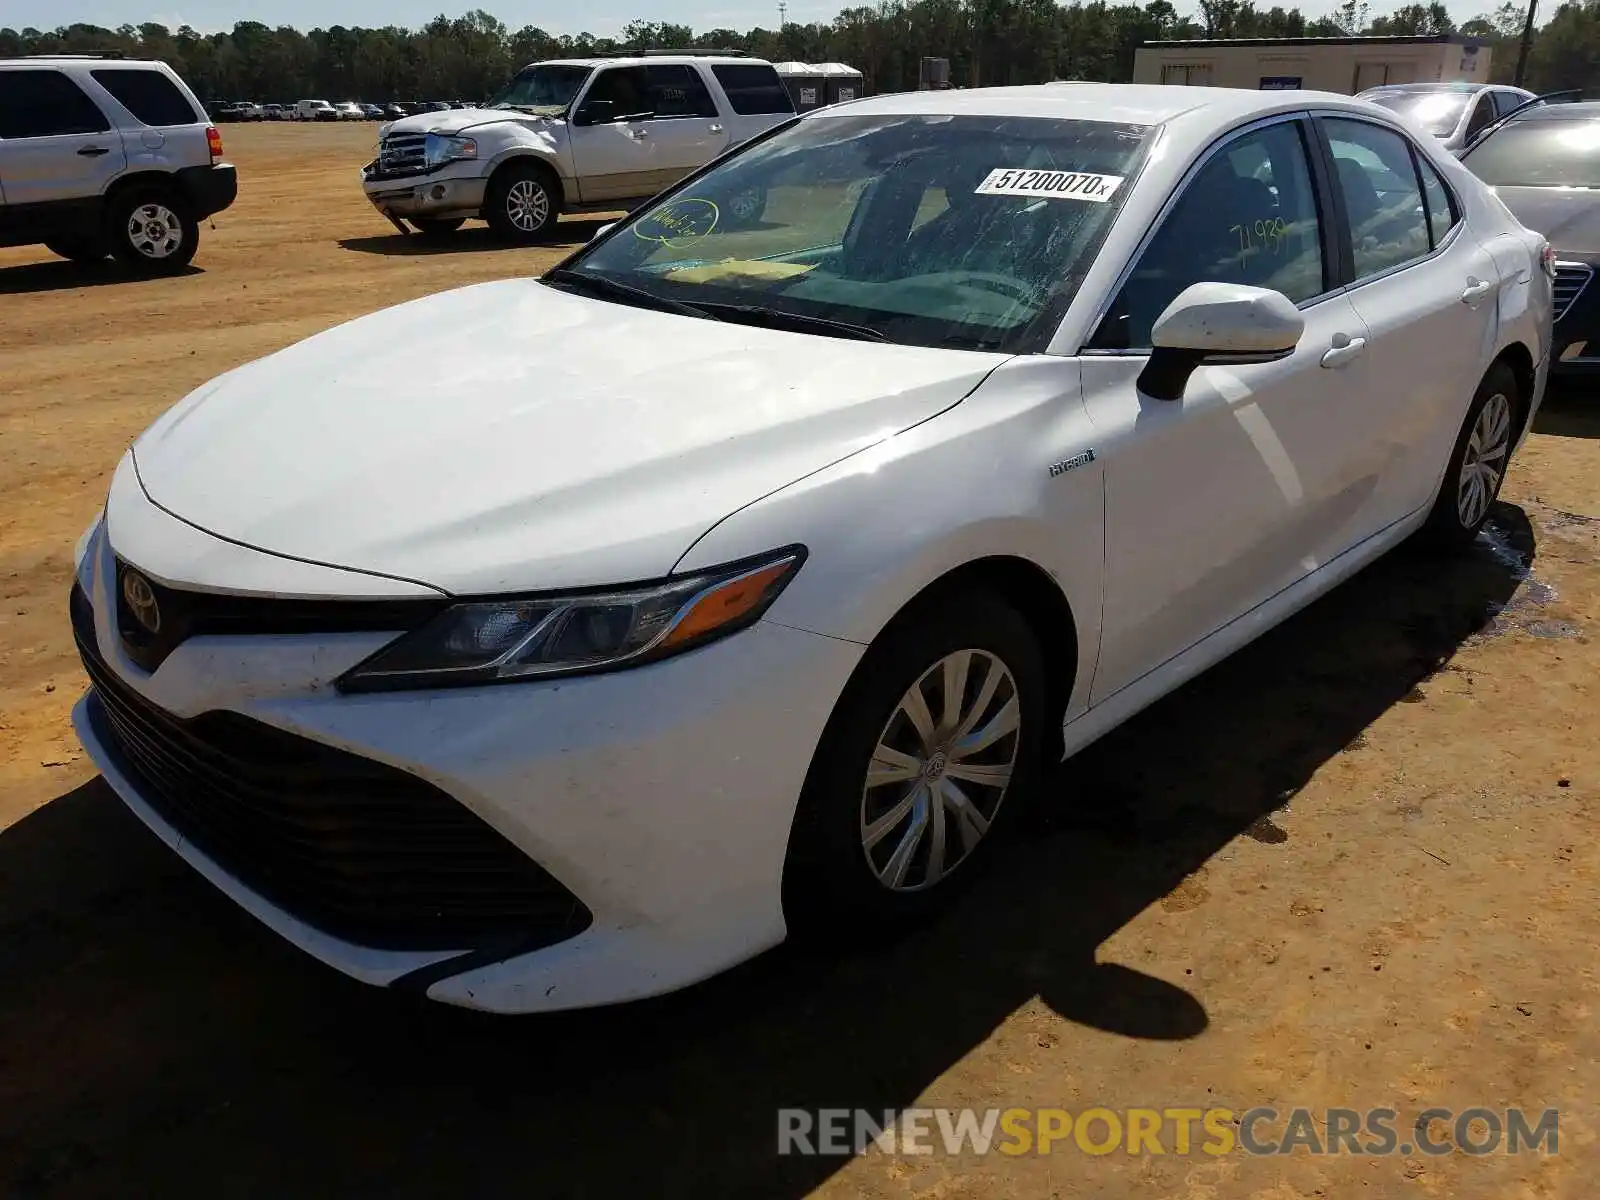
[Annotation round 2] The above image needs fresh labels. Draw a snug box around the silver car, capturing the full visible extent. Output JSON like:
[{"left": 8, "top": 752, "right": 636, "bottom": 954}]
[{"left": 1357, "top": 81, "right": 1536, "bottom": 155}]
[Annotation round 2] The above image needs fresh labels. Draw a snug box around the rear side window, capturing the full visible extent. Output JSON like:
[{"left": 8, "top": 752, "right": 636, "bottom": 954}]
[
  {"left": 92, "top": 68, "right": 201, "bottom": 126},
  {"left": 1324, "top": 118, "right": 1431, "bottom": 281},
  {"left": 1416, "top": 154, "right": 1457, "bottom": 249},
  {"left": 0, "top": 69, "right": 111, "bottom": 138},
  {"left": 710, "top": 64, "right": 795, "bottom": 116},
  {"left": 645, "top": 65, "right": 717, "bottom": 119},
  {"left": 1463, "top": 93, "right": 1496, "bottom": 141}
]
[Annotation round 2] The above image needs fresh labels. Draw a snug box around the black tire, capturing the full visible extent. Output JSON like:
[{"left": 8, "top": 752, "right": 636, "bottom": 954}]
[
  {"left": 45, "top": 236, "right": 109, "bottom": 264},
  {"left": 485, "top": 161, "right": 560, "bottom": 243},
  {"left": 721, "top": 184, "right": 769, "bottom": 231},
  {"left": 1418, "top": 362, "right": 1520, "bottom": 549},
  {"left": 106, "top": 186, "right": 198, "bottom": 275},
  {"left": 782, "top": 591, "right": 1047, "bottom": 937},
  {"left": 409, "top": 216, "right": 465, "bottom": 238}
]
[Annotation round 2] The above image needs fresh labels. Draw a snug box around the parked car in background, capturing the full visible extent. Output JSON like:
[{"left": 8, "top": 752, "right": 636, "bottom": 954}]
[
  {"left": 1464, "top": 97, "right": 1600, "bottom": 376},
  {"left": 362, "top": 53, "right": 796, "bottom": 241},
  {"left": 1356, "top": 81, "right": 1535, "bottom": 156},
  {"left": 295, "top": 99, "right": 336, "bottom": 122},
  {"left": 383, "top": 102, "right": 407, "bottom": 119},
  {"left": 0, "top": 55, "right": 237, "bottom": 271},
  {"left": 261, "top": 102, "right": 284, "bottom": 120},
  {"left": 78, "top": 83, "right": 1550, "bottom": 1012},
  {"left": 360, "top": 103, "right": 384, "bottom": 119},
  {"left": 334, "top": 101, "right": 364, "bottom": 121}
]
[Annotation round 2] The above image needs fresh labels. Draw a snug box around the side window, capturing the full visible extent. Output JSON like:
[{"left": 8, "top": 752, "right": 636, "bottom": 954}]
[
  {"left": 0, "top": 69, "right": 111, "bottom": 138},
  {"left": 1092, "top": 120, "right": 1325, "bottom": 351},
  {"left": 1416, "top": 154, "right": 1458, "bottom": 249},
  {"left": 645, "top": 65, "right": 717, "bottom": 119},
  {"left": 91, "top": 68, "right": 200, "bottom": 126},
  {"left": 710, "top": 64, "right": 795, "bottom": 116},
  {"left": 1323, "top": 118, "right": 1431, "bottom": 280},
  {"left": 1490, "top": 90, "right": 1525, "bottom": 118},
  {"left": 577, "top": 67, "right": 650, "bottom": 123},
  {"left": 1463, "top": 94, "right": 1495, "bottom": 141}
]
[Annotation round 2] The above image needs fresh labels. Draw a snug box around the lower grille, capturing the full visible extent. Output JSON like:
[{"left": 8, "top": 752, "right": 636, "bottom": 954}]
[
  {"left": 1554, "top": 262, "right": 1592, "bottom": 322},
  {"left": 376, "top": 131, "right": 427, "bottom": 177},
  {"left": 72, "top": 583, "right": 592, "bottom": 952}
]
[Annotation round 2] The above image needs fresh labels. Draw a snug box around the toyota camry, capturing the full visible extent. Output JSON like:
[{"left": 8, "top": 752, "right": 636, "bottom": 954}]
[{"left": 72, "top": 84, "right": 1552, "bottom": 1012}]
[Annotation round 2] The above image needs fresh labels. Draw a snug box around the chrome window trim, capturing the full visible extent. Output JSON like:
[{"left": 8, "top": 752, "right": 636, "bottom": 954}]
[{"left": 1076, "top": 109, "right": 1341, "bottom": 355}]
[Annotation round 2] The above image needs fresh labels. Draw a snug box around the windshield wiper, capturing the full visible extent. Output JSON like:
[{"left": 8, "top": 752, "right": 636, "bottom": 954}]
[
  {"left": 689, "top": 302, "right": 887, "bottom": 342},
  {"left": 543, "top": 269, "right": 719, "bottom": 321}
]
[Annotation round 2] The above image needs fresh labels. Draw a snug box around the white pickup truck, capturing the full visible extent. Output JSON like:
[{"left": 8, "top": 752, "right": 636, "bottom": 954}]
[{"left": 361, "top": 52, "right": 798, "bottom": 241}]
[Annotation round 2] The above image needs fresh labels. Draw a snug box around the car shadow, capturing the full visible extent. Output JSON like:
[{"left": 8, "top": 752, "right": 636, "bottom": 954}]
[
  {"left": 338, "top": 218, "right": 616, "bottom": 257},
  {"left": 0, "top": 259, "right": 202, "bottom": 296},
  {"left": 0, "top": 507, "right": 1533, "bottom": 1197},
  {"left": 1533, "top": 379, "right": 1600, "bottom": 439}
]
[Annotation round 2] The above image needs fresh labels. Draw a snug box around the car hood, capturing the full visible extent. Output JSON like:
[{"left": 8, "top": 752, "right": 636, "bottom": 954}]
[
  {"left": 131, "top": 280, "right": 1001, "bottom": 596},
  {"left": 384, "top": 107, "right": 557, "bottom": 137},
  {"left": 1491, "top": 185, "right": 1600, "bottom": 255}
]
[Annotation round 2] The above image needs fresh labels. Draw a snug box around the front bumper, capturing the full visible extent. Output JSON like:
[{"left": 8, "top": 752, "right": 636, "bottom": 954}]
[
  {"left": 362, "top": 167, "right": 487, "bottom": 221},
  {"left": 70, "top": 518, "right": 863, "bottom": 1012}
]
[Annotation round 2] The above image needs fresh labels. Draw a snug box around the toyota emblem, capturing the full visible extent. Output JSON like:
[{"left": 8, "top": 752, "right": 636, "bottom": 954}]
[{"left": 122, "top": 570, "right": 161, "bottom": 634}]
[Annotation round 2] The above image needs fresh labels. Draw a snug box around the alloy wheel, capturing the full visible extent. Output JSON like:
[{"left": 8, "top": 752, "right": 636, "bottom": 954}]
[
  {"left": 505, "top": 179, "right": 549, "bottom": 233},
  {"left": 1458, "top": 391, "right": 1512, "bottom": 529},
  {"left": 126, "top": 203, "right": 183, "bottom": 259},
  {"left": 860, "top": 648, "right": 1021, "bottom": 892}
]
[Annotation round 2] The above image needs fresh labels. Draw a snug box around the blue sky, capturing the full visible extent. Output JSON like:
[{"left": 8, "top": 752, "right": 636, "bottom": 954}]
[{"left": 7, "top": 0, "right": 1500, "bottom": 41}]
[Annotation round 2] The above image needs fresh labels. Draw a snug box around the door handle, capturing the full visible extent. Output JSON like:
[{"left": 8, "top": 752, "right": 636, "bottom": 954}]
[
  {"left": 1320, "top": 334, "right": 1368, "bottom": 369},
  {"left": 629, "top": 128, "right": 648, "bottom": 139},
  {"left": 709, "top": 123, "right": 724, "bottom": 133},
  {"left": 77, "top": 145, "right": 110, "bottom": 157},
  {"left": 1460, "top": 277, "right": 1496, "bottom": 306}
]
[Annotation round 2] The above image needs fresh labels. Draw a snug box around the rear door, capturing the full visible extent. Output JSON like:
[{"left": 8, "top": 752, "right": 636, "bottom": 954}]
[
  {"left": 635, "top": 64, "right": 729, "bottom": 192},
  {"left": 1314, "top": 114, "right": 1502, "bottom": 520},
  {"left": 708, "top": 62, "right": 796, "bottom": 149},
  {"left": 0, "top": 67, "right": 126, "bottom": 217}
]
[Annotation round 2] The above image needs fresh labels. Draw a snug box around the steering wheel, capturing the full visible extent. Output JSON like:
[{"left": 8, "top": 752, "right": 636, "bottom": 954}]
[{"left": 944, "top": 271, "right": 1037, "bottom": 302}]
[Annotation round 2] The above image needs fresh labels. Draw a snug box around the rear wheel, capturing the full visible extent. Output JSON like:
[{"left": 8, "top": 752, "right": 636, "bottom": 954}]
[
  {"left": 1419, "top": 362, "right": 1519, "bottom": 548},
  {"left": 485, "top": 162, "right": 559, "bottom": 243},
  {"left": 782, "top": 592, "right": 1046, "bottom": 935},
  {"left": 45, "top": 236, "right": 109, "bottom": 264},
  {"left": 107, "top": 187, "right": 198, "bottom": 274},
  {"left": 409, "top": 216, "right": 464, "bottom": 238}
]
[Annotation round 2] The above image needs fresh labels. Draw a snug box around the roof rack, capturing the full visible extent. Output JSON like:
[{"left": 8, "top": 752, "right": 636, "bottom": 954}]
[
  {"left": 20, "top": 51, "right": 128, "bottom": 59},
  {"left": 637, "top": 48, "right": 748, "bottom": 57},
  {"left": 1463, "top": 88, "right": 1586, "bottom": 154}
]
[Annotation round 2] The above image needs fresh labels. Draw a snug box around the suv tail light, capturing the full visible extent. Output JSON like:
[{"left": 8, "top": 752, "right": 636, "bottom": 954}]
[{"left": 207, "top": 125, "right": 223, "bottom": 163}]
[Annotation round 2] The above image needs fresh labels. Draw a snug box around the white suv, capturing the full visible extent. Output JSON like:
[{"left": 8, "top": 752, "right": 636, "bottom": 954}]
[
  {"left": 361, "top": 52, "right": 797, "bottom": 241},
  {"left": 0, "top": 55, "right": 236, "bottom": 272}
]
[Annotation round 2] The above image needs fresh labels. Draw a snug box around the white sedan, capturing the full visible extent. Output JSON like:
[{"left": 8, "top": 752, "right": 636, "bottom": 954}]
[{"left": 71, "top": 84, "right": 1552, "bottom": 1012}]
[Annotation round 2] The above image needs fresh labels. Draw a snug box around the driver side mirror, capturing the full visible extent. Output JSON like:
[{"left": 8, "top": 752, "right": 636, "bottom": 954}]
[{"left": 1137, "top": 282, "right": 1305, "bottom": 402}]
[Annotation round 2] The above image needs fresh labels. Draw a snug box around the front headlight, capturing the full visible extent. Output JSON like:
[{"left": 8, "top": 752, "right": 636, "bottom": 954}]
[
  {"left": 423, "top": 133, "right": 478, "bottom": 166},
  {"left": 336, "top": 547, "right": 804, "bottom": 693}
]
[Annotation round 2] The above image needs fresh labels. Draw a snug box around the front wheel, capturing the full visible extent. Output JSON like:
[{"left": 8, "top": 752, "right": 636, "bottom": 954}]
[
  {"left": 107, "top": 188, "right": 198, "bottom": 274},
  {"left": 410, "top": 216, "right": 464, "bottom": 238},
  {"left": 782, "top": 592, "right": 1046, "bottom": 935},
  {"left": 1418, "top": 362, "right": 1519, "bottom": 548},
  {"left": 485, "top": 163, "right": 559, "bottom": 243}
]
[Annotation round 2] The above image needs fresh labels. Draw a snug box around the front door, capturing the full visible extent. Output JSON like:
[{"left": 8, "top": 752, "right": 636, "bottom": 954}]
[
  {"left": 1083, "top": 115, "right": 1382, "bottom": 704},
  {"left": 568, "top": 66, "right": 656, "bottom": 203}
]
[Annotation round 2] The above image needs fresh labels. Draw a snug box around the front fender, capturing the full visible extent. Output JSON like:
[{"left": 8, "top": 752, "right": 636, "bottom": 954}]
[{"left": 673, "top": 355, "right": 1106, "bottom": 718}]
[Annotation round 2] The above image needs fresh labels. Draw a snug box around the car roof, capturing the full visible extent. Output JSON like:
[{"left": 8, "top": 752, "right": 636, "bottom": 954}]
[
  {"left": 1505, "top": 99, "right": 1600, "bottom": 122},
  {"left": 1360, "top": 81, "right": 1502, "bottom": 95},
  {"left": 530, "top": 55, "right": 769, "bottom": 68},
  {"left": 809, "top": 83, "right": 1363, "bottom": 127},
  {"left": 0, "top": 56, "right": 168, "bottom": 67}
]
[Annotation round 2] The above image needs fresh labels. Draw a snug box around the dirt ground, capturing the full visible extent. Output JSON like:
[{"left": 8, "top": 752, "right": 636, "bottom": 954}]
[{"left": 2, "top": 122, "right": 1597, "bottom": 1198}]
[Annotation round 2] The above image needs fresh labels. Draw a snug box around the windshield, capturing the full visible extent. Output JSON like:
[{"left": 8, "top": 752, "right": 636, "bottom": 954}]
[
  {"left": 1466, "top": 119, "right": 1600, "bottom": 187},
  {"left": 1366, "top": 91, "right": 1470, "bottom": 137},
  {"left": 491, "top": 64, "right": 592, "bottom": 113},
  {"left": 559, "top": 113, "right": 1151, "bottom": 352}
]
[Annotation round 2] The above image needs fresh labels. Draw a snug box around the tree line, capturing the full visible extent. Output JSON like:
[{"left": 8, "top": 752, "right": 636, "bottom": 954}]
[{"left": 1, "top": 1, "right": 1594, "bottom": 104}]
